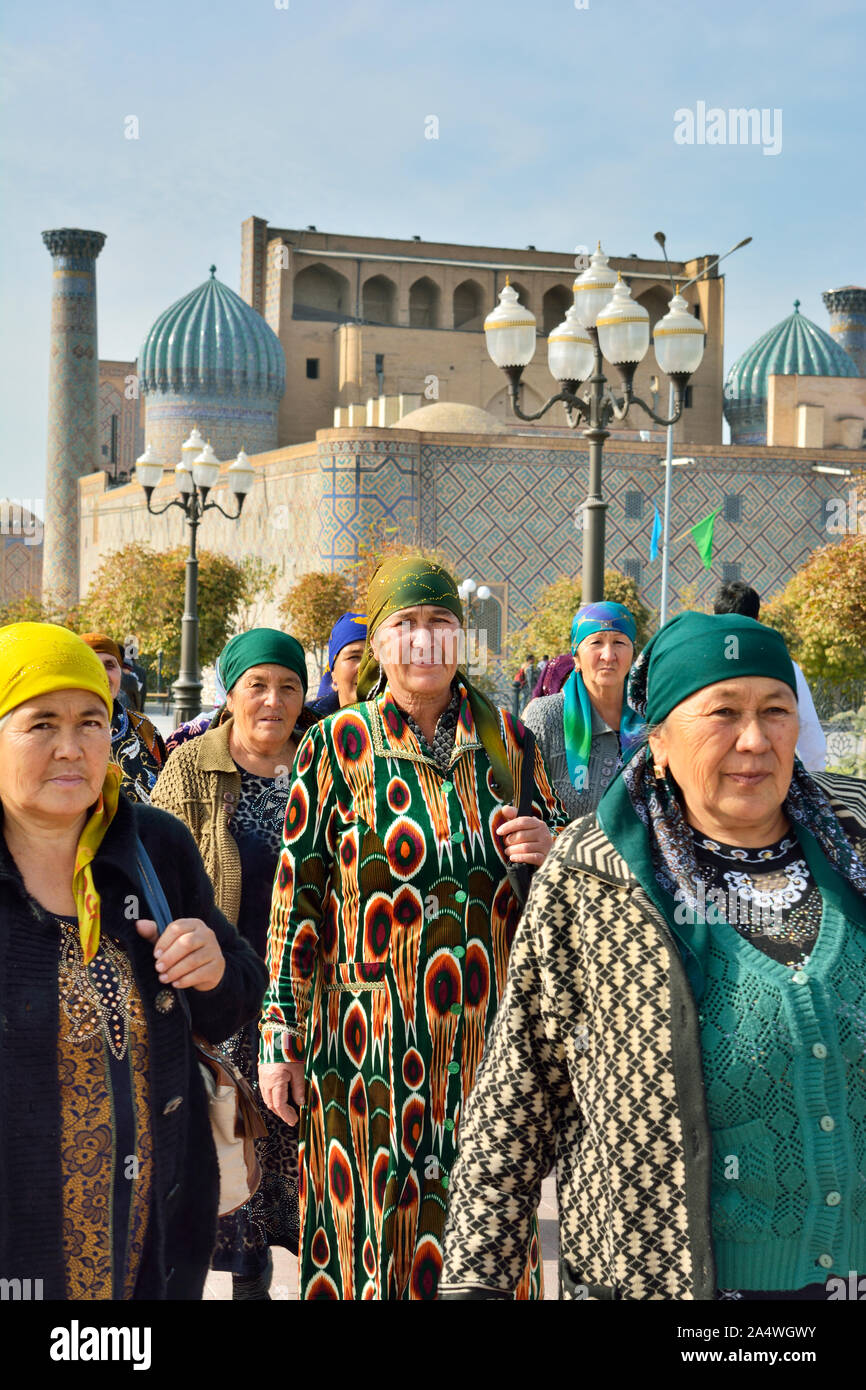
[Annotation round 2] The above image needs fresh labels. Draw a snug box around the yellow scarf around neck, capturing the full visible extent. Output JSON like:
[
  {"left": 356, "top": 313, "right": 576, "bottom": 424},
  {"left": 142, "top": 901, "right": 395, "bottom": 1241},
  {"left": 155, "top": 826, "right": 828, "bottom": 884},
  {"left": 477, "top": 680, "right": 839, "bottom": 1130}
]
[{"left": 72, "top": 764, "right": 123, "bottom": 964}]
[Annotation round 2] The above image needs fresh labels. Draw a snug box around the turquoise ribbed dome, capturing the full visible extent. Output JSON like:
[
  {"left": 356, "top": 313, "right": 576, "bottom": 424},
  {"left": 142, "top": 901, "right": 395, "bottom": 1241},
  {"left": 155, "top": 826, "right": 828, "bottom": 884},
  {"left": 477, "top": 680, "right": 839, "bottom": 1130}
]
[
  {"left": 139, "top": 267, "right": 285, "bottom": 398},
  {"left": 724, "top": 300, "right": 857, "bottom": 443}
]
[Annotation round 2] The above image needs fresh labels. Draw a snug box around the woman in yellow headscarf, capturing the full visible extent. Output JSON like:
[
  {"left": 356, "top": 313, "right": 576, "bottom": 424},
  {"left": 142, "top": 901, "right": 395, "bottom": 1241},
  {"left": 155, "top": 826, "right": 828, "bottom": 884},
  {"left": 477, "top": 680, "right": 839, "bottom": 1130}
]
[{"left": 0, "top": 623, "right": 267, "bottom": 1300}]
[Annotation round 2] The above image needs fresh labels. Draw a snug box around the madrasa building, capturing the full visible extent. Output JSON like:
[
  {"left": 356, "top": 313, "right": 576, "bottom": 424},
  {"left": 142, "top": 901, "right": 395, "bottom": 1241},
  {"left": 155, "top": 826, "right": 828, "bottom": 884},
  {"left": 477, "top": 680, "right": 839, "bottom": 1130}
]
[{"left": 36, "top": 220, "right": 866, "bottom": 691}]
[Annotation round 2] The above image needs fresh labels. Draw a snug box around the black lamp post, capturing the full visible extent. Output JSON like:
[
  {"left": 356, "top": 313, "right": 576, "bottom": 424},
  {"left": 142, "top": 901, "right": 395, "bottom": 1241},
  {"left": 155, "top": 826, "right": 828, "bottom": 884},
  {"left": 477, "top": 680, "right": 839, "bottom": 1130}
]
[
  {"left": 135, "top": 432, "right": 255, "bottom": 724},
  {"left": 484, "top": 243, "right": 707, "bottom": 604}
]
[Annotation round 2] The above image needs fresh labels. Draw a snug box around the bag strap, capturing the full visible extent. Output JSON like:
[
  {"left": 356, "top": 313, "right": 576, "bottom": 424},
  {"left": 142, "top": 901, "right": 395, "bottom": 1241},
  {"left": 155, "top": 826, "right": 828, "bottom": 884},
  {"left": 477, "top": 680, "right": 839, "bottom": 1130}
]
[
  {"left": 503, "top": 724, "right": 538, "bottom": 909},
  {"left": 135, "top": 836, "right": 192, "bottom": 1026},
  {"left": 517, "top": 727, "right": 537, "bottom": 818}
]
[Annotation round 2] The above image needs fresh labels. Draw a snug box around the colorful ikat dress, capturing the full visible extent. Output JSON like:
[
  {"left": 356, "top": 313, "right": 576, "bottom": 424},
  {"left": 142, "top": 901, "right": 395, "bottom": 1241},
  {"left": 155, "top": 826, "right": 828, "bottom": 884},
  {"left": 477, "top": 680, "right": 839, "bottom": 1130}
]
[{"left": 260, "top": 681, "right": 567, "bottom": 1299}]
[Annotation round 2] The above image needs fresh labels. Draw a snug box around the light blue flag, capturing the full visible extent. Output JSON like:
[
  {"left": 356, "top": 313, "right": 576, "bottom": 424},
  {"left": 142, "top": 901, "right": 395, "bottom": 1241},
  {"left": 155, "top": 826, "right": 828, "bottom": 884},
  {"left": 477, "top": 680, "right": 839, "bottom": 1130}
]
[{"left": 649, "top": 504, "right": 662, "bottom": 561}]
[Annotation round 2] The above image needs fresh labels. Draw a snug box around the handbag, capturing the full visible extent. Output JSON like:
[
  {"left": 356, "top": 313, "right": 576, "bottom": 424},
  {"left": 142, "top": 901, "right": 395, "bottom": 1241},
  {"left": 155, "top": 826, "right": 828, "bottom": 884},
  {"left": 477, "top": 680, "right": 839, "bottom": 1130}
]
[
  {"left": 135, "top": 837, "right": 267, "bottom": 1216},
  {"left": 503, "top": 726, "right": 539, "bottom": 909}
]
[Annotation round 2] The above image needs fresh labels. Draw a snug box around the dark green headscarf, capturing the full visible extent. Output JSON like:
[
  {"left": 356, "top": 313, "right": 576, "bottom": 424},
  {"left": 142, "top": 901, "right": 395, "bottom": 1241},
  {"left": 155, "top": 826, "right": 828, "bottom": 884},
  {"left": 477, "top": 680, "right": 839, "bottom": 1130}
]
[
  {"left": 219, "top": 627, "right": 308, "bottom": 696},
  {"left": 598, "top": 610, "right": 866, "bottom": 1000},
  {"left": 357, "top": 557, "right": 514, "bottom": 801},
  {"left": 627, "top": 611, "right": 796, "bottom": 726}
]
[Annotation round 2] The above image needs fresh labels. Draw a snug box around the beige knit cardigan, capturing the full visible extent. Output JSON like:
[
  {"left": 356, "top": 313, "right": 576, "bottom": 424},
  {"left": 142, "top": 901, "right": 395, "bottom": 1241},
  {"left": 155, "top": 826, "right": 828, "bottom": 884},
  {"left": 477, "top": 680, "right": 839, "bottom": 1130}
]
[{"left": 150, "top": 717, "right": 243, "bottom": 926}]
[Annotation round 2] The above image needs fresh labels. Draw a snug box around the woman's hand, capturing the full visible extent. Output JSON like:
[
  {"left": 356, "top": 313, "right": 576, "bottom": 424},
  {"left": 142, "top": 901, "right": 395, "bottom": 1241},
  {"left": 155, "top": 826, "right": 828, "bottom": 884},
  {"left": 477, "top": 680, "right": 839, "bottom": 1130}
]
[
  {"left": 259, "top": 1061, "right": 305, "bottom": 1125},
  {"left": 136, "top": 917, "right": 226, "bottom": 992},
  {"left": 495, "top": 805, "right": 554, "bottom": 867}
]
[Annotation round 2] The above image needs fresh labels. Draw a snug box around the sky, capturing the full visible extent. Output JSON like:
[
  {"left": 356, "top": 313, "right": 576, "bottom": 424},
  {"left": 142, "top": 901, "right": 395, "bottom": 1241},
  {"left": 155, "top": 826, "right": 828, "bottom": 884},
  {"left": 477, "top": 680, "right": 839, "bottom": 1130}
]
[{"left": 1, "top": 0, "right": 863, "bottom": 511}]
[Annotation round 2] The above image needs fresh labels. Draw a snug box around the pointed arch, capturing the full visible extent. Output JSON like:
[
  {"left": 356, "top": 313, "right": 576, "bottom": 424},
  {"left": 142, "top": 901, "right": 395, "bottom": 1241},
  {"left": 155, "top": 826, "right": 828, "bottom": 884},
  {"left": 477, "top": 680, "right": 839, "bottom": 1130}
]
[
  {"left": 293, "top": 263, "right": 351, "bottom": 321},
  {"left": 542, "top": 284, "right": 573, "bottom": 335},
  {"left": 362, "top": 274, "right": 397, "bottom": 325},
  {"left": 409, "top": 276, "right": 441, "bottom": 329},
  {"left": 453, "top": 279, "right": 485, "bottom": 331}
]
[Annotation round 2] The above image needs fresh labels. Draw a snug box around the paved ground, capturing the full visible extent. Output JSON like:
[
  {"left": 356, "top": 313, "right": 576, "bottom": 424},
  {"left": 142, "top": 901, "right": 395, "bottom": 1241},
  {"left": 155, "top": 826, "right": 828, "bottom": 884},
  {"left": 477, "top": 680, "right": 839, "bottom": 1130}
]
[{"left": 204, "top": 1173, "right": 560, "bottom": 1300}]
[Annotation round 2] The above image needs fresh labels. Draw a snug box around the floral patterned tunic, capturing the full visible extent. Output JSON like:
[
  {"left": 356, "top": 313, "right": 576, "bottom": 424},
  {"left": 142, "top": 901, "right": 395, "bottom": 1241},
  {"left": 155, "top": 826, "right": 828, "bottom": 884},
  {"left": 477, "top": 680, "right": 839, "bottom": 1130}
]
[
  {"left": 260, "top": 681, "right": 567, "bottom": 1300},
  {"left": 56, "top": 912, "right": 153, "bottom": 1298}
]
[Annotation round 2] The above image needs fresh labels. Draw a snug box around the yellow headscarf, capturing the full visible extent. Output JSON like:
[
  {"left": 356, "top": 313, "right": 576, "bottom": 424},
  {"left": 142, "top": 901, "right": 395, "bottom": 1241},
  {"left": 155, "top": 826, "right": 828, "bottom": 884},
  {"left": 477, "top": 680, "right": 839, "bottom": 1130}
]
[{"left": 0, "top": 622, "right": 121, "bottom": 963}]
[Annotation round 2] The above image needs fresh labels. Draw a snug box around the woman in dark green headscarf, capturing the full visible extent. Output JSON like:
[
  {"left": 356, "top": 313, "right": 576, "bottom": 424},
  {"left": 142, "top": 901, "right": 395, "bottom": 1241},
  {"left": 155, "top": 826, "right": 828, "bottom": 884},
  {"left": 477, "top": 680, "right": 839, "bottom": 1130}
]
[
  {"left": 439, "top": 611, "right": 866, "bottom": 1302},
  {"left": 258, "top": 556, "right": 568, "bottom": 1301},
  {"left": 153, "top": 626, "right": 314, "bottom": 1299}
]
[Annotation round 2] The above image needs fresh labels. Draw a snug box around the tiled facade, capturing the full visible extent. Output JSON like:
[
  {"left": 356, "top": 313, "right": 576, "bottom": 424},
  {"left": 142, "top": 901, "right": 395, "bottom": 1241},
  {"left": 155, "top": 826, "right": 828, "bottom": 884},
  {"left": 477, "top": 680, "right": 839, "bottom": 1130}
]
[
  {"left": 0, "top": 503, "right": 43, "bottom": 605},
  {"left": 79, "top": 424, "right": 863, "bottom": 698},
  {"left": 144, "top": 391, "right": 280, "bottom": 466}
]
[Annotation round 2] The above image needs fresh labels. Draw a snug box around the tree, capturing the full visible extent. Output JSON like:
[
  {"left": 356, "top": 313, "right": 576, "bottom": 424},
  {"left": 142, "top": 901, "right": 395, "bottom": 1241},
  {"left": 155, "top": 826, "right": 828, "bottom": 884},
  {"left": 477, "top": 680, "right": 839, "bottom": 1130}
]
[
  {"left": 345, "top": 520, "right": 448, "bottom": 605},
  {"left": 762, "top": 534, "right": 866, "bottom": 685},
  {"left": 77, "top": 543, "right": 270, "bottom": 678},
  {"left": 514, "top": 570, "right": 651, "bottom": 661},
  {"left": 0, "top": 593, "right": 80, "bottom": 629},
  {"left": 232, "top": 556, "right": 279, "bottom": 632},
  {"left": 278, "top": 571, "right": 356, "bottom": 677}
]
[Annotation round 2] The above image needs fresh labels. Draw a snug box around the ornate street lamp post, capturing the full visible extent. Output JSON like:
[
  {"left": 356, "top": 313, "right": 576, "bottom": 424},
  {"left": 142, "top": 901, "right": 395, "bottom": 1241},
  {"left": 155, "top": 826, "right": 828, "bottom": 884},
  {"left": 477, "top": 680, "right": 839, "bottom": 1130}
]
[
  {"left": 135, "top": 430, "right": 255, "bottom": 724},
  {"left": 484, "top": 243, "right": 707, "bottom": 603},
  {"left": 456, "top": 577, "right": 491, "bottom": 670}
]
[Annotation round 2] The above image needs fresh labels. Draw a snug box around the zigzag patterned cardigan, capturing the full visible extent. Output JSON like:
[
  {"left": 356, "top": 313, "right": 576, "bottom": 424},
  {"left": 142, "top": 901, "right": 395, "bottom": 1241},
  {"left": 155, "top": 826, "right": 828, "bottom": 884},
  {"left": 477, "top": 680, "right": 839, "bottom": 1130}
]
[{"left": 438, "top": 772, "right": 866, "bottom": 1301}]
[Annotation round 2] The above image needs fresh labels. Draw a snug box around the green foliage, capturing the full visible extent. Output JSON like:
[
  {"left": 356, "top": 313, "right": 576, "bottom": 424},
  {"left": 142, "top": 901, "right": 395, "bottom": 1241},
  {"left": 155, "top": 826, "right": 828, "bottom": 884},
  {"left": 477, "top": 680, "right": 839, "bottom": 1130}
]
[
  {"left": 762, "top": 534, "right": 866, "bottom": 685},
  {"left": 232, "top": 557, "right": 279, "bottom": 633},
  {"left": 278, "top": 570, "right": 356, "bottom": 675},
  {"left": 345, "top": 520, "right": 448, "bottom": 606},
  {"left": 0, "top": 593, "right": 80, "bottom": 629},
  {"left": 514, "top": 570, "right": 651, "bottom": 660},
  {"left": 760, "top": 591, "right": 802, "bottom": 661},
  {"left": 77, "top": 543, "right": 268, "bottom": 678}
]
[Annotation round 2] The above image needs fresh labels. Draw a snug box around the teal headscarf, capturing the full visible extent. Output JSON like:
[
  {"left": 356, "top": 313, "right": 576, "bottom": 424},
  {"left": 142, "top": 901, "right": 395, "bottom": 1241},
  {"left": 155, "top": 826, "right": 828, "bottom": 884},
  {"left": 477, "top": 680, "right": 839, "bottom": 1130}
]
[
  {"left": 627, "top": 611, "right": 796, "bottom": 725},
  {"left": 562, "top": 601, "right": 643, "bottom": 790},
  {"left": 596, "top": 612, "right": 858, "bottom": 1000},
  {"left": 219, "top": 627, "right": 308, "bottom": 696}
]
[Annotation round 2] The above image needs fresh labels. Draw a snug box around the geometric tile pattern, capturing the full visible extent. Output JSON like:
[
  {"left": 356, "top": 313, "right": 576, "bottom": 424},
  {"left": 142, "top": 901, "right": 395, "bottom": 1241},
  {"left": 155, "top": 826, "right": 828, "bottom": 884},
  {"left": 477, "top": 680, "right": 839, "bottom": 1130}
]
[
  {"left": 418, "top": 440, "right": 845, "bottom": 627},
  {"left": 317, "top": 436, "right": 420, "bottom": 567}
]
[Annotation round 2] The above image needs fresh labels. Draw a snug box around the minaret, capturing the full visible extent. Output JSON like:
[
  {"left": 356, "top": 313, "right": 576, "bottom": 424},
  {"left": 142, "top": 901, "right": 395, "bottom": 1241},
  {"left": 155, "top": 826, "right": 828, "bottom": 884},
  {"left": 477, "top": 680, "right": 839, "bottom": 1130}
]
[
  {"left": 822, "top": 286, "right": 866, "bottom": 376},
  {"left": 41, "top": 228, "right": 106, "bottom": 606}
]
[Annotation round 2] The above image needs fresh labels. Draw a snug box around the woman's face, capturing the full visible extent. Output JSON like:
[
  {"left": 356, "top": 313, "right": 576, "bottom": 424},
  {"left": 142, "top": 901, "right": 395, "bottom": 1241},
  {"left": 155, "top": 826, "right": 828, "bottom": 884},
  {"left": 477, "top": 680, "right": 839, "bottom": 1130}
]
[
  {"left": 94, "top": 650, "right": 122, "bottom": 701},
  {"left": 332, "top": 640, "right": 365, "bottom": 708},
  {"left": 574, "top": 631, "right": 634, "bottom": 700},
  {"left": 372, "top": 605, "right": 460, "bottom": 704},
  {"left": 0, "top": 689, "right": 111, "bottom": 828},
  {"left": 649, "top": 676, "right": 799, "bottom": 844},
  {"left": 226, "top": 664, "right": 305, "bottom": 754}
]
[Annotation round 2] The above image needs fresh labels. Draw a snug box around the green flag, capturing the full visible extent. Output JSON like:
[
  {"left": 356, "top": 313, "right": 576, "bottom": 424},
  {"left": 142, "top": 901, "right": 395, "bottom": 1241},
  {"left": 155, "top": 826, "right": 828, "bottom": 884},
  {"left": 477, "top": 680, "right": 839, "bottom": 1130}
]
[{"left": 690, "top": 507, "right": 722, "bottom": 570}]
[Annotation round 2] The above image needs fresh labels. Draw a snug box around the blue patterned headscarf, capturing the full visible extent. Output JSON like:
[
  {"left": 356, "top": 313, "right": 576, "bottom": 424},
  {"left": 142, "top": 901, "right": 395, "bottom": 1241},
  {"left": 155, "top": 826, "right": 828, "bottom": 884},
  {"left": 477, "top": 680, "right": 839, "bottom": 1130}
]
[
  {"left": 315, "top": 612, "right": 367, "bottom": 700},
  {"left": 562, "top": 601, "right": 643, "bottom": 790}
]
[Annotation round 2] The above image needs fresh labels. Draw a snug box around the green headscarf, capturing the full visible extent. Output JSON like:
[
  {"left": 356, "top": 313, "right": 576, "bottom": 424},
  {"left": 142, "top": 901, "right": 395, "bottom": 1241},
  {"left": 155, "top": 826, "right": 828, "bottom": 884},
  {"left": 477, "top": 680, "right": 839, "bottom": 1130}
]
[
  {"left": 219, "top": 627, "right": 308, "bottom": 696},
  {"left": 356, "top": 557, "right": 514, "bottom": 801},
  {"left": 627, "top": 611, "right": 796, "bottom": 727}
]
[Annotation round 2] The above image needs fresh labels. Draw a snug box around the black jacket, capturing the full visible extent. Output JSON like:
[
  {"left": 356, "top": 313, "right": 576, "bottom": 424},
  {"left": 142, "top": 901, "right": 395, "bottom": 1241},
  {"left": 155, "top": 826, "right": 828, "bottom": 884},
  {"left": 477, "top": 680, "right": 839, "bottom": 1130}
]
[{"left": 0, "top": 796, "right": 268, "bottom": 1300}]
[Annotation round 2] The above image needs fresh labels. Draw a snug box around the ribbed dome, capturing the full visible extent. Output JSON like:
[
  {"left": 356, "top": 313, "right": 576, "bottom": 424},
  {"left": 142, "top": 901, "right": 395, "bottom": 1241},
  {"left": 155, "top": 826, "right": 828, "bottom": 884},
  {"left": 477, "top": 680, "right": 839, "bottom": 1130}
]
[
  {"left": 724, "top": 300, "right": 857, "bottom": 443},
  {"left": 139, "top": 267, "right": 285, "bottom": 398}
]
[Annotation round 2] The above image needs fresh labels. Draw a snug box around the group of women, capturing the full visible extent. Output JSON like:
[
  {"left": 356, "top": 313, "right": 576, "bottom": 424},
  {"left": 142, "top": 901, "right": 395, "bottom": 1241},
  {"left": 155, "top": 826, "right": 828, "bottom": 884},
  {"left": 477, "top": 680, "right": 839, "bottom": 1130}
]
[{"left": 0, "top": 561, "right": 864, "bottom": 1303}]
